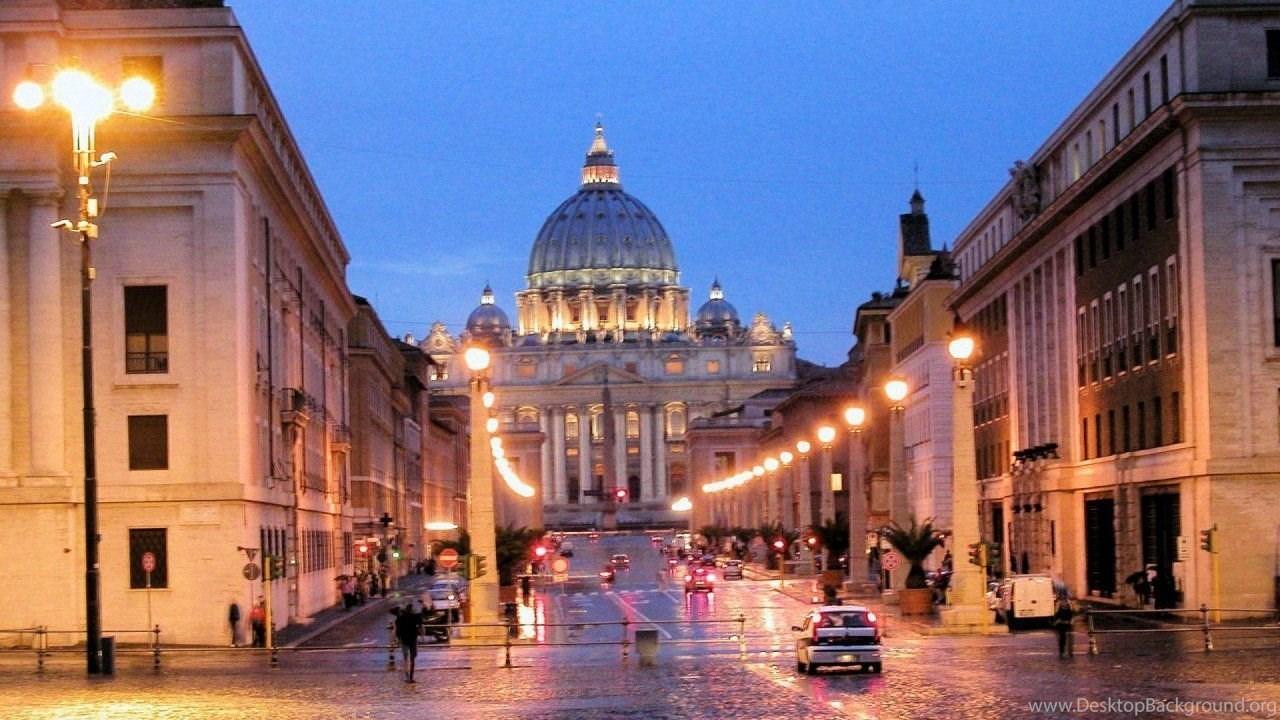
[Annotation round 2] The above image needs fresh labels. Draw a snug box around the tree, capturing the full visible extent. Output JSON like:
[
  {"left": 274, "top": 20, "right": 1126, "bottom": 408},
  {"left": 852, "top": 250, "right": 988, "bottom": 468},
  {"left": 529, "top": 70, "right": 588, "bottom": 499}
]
[
  {"left": 437, "top": 529, "right": 471, "bottom": 558},
  {"left": 697, "top": 525, "right": 726, "bottom": 551},
  {"left": 812, "top": 517, "right": 850, "bottom": 567},
  {"left": 730, "top": 526, "right": 757, "bottom": 557},
  {"left": 495, "top": 525, "right": 544, "bottom": 586},
  {"left": 879, "top": 517, "right": 945, "bottom": 589}
]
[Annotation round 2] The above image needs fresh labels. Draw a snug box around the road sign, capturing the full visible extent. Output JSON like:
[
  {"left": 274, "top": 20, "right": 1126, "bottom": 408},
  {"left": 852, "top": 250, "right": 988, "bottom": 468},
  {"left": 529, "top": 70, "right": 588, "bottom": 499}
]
[
  {"left": 881, "top": 551, "right": 901, "bottom": 571},
  {"left": 438, "top": 548, "right": 460, "bottom": 570},
  {"left": 551, "top": 557, "right": 569, "bottom": 574},
  {"left": 242, "top": 563, "right": 261, "bottom": 581},
  {"left": 141, "top": 551, "right": 156, "bottom": 573}
]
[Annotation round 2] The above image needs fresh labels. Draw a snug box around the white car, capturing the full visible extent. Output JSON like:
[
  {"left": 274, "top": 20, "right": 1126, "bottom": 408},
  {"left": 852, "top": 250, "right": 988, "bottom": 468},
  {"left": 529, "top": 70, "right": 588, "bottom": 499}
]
[
  {"left": 793, "top": 605, "right": 883, "bottom": 674},
  {"left": 993, "top": 574, "right": 1056, "bottom": 629},
  {"left": 426, "top": 586, "right": 461, "bottom": 612}
]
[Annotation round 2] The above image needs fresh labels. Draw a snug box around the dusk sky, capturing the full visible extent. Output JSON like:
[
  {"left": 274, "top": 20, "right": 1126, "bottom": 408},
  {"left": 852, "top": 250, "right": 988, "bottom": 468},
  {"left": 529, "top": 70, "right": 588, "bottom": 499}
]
[{"left": 231, "top": 1, "right": 1169, "bottom": 366}]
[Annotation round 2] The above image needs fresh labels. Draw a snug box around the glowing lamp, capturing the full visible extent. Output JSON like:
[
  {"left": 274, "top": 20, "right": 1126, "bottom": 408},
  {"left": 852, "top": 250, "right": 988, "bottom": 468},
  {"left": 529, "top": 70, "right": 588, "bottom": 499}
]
[
  {"left": 119, "top": 76, "right": 155, "bottom": 112},
  {"left": 817, "top": 425, "right": 837, "bottom": 446},
  {"left": 884, "top": 379, "right": 909, "bottom": 404},
  {"left": 13, "top": 81, "right": 44, "bottom": 110},
  {"left": 482, "top": 391, "right": 495, "bottom": 409},
  {"left": 779, "top": 450, "right": 794, "bottom": 465},
  {"left": 796, "top": 440, "right": 811, "bottom": 455},
  {"left": 752, "top": 465, "right": 764, "bottom": 477},
  {"left": 463, "top": 346, "right": 491, "bottom": 372},
  {"left": 764, "top": 457, "right": 779, "bottom": 472},
  {"left": 843, "top": 406, "right": 866, "bottom": 428}
]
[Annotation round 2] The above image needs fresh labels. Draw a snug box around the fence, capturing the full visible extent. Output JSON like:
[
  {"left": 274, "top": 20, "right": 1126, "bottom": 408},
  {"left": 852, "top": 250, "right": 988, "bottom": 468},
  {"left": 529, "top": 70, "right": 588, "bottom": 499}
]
[
  {"left": 0, "top": 615, "right": 749, "bottom": 672},
  {"left": 1084, "top": 604, "right": 1280, "bottom": 654}
]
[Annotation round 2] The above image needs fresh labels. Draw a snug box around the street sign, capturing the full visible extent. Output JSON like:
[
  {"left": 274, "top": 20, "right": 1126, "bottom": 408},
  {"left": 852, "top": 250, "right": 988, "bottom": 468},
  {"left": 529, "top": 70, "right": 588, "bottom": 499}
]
[
  {"left": 438, "top": 548, "right": 460, "bottom": 570},
  {"left": 141, "top": 551, "right": 156, "bottom": 573},
  {"left": 243, "top": 563, "right": 261, "bottom": 581},
  {"left": 881, "top": 551, "right": 901, "bottom": 571},
  {"left": 551, "top": 557, "right": 569, "bottom": 574}
]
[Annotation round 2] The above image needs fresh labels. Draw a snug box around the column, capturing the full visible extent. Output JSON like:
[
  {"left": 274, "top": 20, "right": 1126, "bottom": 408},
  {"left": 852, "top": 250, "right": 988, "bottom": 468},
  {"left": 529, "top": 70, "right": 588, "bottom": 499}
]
[
  {"left": 781, "top": 464, "right": 795, "bottom": 530},
  {"left": 847, "top": 431, "right": 868, "bottom": 587},
  {"left": 639, "top": 406, "right": 654, "bottom": 500},
  {"left": 542, "top": 408, "right": 558, "bottom": 503},
  {"left": 764, "top": 470, "right": 777, "bottom": 525},
  {"left": 819, "top": 446, "right": 835, "bottom": 524},
  {"left": 27, "top": 195, "right": 64, "bottom": 475},
  {"left": 0, "top": 196, "right": 11, "bottom": 472},
  {"left": 613, "top": 408, "right": 626, "bottom": 494},
  {"left": 889, "top": 408, "right": 908, "bottom": 590},
  {"left": 796, "top": 454, "right": 812, "bottom": 530},
  {"left": 654, "top": 410, "right": 667, "bottom": 498},
  {"left": 577, "top": 409, "right": 591, "bottom": 499},
  {"left": 942, "top": 370, "right": 987, "bottom": 623}
]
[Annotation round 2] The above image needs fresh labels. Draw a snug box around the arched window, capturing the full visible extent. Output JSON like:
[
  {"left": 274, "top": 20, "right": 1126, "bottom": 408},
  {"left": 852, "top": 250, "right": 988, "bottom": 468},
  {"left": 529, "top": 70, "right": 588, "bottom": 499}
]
[
  {"left": 590, "top": 407, "right": 604, "bottom": 441},
  {"left": 665, "top": 405, "right": 686, "bottom": 438},
  {"left": 625, "top": 410, "right": 640, "bottom": 439},
  {"left": 516, "top": 406, "right": 539, "bottom": 425},
  {"left": 669, "top": 463, "right": 687, "bottom": 496},
  {"left": 565, "top": 412, "right": 579, "bottom": 440}
]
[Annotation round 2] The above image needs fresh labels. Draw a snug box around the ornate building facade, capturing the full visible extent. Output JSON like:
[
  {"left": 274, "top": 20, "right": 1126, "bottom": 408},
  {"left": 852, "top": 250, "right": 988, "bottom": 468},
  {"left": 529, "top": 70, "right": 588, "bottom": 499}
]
[{"left": 425, "top": 126, "right": 798, "bottom": 528}]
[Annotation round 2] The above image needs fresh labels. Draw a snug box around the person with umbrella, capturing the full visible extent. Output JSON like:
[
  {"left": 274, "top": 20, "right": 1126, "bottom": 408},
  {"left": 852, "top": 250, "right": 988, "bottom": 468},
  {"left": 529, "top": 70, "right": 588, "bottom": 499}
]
[{"left": 391, "top": 602, "right": 423, "bottom": 682}]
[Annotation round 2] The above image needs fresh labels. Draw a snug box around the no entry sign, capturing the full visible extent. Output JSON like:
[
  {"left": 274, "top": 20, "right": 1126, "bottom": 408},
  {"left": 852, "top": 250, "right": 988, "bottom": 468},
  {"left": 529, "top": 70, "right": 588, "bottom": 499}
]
[
  {"left": 438, "top": 548, "right": 459, "bottom": 570},
  {"left": 881, "top": 551, "right": 900, "bottom": 571}
]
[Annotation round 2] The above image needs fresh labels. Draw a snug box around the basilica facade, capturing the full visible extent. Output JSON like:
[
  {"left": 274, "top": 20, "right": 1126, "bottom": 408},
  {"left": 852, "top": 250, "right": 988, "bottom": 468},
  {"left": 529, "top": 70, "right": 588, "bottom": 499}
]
[{"left": 424, "top": 126, "right": 798, "bottom": 528}]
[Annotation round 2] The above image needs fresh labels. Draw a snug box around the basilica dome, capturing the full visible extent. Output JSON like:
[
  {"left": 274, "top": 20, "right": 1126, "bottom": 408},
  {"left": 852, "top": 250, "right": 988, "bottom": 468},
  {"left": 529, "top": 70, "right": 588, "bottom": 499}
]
[
  {"left": 526, "top": 124, "right": 678, "bottom": 289},
  {"left": 465, "top": 284, "right": 510, "bottom": 340},
  {"left": 694, "top": 279, "right": 740, "bottom": 337}
]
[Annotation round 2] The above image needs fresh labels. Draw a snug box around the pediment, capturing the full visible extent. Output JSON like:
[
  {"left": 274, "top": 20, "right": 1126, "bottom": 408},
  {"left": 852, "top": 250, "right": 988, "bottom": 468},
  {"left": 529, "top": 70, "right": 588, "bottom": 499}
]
[{"left": 554, "top": 362, "right": 648, "bottom": 387}]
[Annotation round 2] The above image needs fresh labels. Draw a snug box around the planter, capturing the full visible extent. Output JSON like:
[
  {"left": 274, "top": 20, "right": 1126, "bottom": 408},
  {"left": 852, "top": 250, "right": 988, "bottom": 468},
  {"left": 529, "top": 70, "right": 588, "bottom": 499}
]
[{"left": 899, "top": 587, "right": 934, "bottom": 615}]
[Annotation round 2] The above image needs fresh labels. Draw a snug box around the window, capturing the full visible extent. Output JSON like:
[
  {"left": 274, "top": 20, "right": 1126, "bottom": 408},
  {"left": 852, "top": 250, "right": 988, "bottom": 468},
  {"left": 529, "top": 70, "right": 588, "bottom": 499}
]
[
  {"left": 1159, "top": 55, "right": 1169, "bottom": 104},
  {"left": 516, "top": 407, "right": 538, "bottom": 425},
  {"left": 1076, "top": 306, "right": 1087, "bottom": 387},
  {"left": 125, "top": 285, "right": 168, "bottom": 373},
  {"left": 753, "top": 353, "right": 772, "bottom": 373},
  {"left": 1101, "top": 217, "right": 1111, "bottom": 260},
  {"left": 1085, "top": 130, "right": 1094, "bottom": 166},
  {"left": 1162, "top": 168, "right": 1176, "bottom": 220},
  {"left": 1132, "top": 275, "right": 1145, "bottom": 366},
  {"left": 128, "top": 415, "right": 168, "bottom": 470},
  {"left": 565, "top": 413, "right": 579, "bottom": 440},
  {"left": 129, "top": 528, "right": 168, "bottom": 589},
  {"left": 1122, "top": 405, "right": 1132, "bottom": 452},
  {"left": 1090, "top": 302, "right": 1101, "bottom": 383},
  {"left": 1115, "top": 206, "right": 1126, "bottom": 251},
  {"left": 1112, "top": 103, "right": 1121, "bottom": 144},
  {"left": 1127, "top": 88, "right": 1136, "bottom": 131},
  {"left": 1102, "top": 293, "right": 1113, "bottom": 378},
  {"left": 1164, "top": 256, "right": 1178, "bottom": 355},
  {"left": 1269, "top": 30, "right": 1280, "bottom": 78},
  {"left": 1074, "top": 236, "right": 1085, "bottom": 277},
  {"left": 705, "top": 359, "right": 720, "bottom": 374},
  {"left": 1171, "top": 392, "right": 1181, "bottom": 443},
  {"left": 1107, "top": 410, "right": 1116, "bottom": 456},
  {"left": 590, "top": 410, "right": 603, "bottom": 441},
  {"left": 1116, "top": 285, "right": 1128, "bottom": 370},
  {"left": 1153, "top": 396, "right": 1163, "bottom": 446},
  {"left": 1147, "top": 267, "right": 1161, "bottom": 360},
  {"left": 1142, "top": 72, "right": 1152, "bottom": 115},
  {"left": 1137, "top": 401, "right": 1147, "bottom": 450},
  {"left": 665, "top": 406, "right": 686, "bottom": 438},
  {"left": 713, "top": 451, "right": 735, "bottom": 476},
  {"left": 625, "top": 411, "right": 640, "bottom": 439},
  {"left": 664, "top": 356, "right": 685, "bottom": 375},
  {"left": 1094, "top": 414, "right": 1102, "bottom": 458},
  {"left": 1088, "top": 230, "right": 1097, "bottom": 269},
  {"left": 1145, "top": 182, "right": 1157, "bottom": 231},
  {"left": 122, "top": 55, "right": 164, "bottom": 106},
  {"left": 1130, "top": 196, "right": 1141, "bottom": 244}
]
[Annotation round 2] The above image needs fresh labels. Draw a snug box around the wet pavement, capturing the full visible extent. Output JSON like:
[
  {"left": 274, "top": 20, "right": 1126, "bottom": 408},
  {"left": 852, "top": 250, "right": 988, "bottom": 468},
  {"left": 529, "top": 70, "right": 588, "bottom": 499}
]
[{"left": 3, "top": 533, "right": 1279, "bottom": 719}]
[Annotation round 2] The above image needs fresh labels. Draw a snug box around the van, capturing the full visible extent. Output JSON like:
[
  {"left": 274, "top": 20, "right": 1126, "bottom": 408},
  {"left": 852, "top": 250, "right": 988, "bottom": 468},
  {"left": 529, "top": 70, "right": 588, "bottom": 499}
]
[{"left": 994, "top": 574, "right": 1056, "bottom": 629}]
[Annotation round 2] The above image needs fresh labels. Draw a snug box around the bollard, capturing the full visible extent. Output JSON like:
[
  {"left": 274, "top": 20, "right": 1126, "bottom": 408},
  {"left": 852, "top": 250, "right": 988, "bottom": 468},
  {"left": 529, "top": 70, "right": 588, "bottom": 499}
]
[
  {"left": 270, "top": 644, "right": 279, "bottom": 669},
  {"left": 635, "top": 629, "right": 659, "bottom": 666},
  {"left": 153, "top": 625, "right": 161, "bottom": 670},
  {"left": 1086, "top": 608, "right": 1099, "bottom": 655},
  {"left": 387, "top": 622, "right": 397, "bottom": 671},
  {"left": 621, "top": 617, "right": 630, "bottom": 660},
  {"left": 737, "top": 614, "right": 747, "bottom": 658},
  {"left": 1200, "top": 604, "right": 1214, "bottom": 652}
]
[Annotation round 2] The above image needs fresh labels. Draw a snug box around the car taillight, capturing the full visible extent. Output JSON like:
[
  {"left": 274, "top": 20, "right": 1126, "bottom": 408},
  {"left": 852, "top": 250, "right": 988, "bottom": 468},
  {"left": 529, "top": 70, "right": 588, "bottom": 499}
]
[
  {"left": 684, "top": 575, "right": 692, "bottom": 582},
  {"left": 866, "top": 611, "right": 878, "bottom": 625},
  {"left": 707, "top": 574, "right": 717, "bottom": 582}
]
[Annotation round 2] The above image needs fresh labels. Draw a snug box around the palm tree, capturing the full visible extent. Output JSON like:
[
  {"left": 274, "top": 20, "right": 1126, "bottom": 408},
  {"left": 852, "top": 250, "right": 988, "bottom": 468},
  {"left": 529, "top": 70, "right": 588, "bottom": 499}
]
[
  {"left": 697, "top": 525, "right": 726, "bottom": 551},
  {"left": 812, "top": 517, "right": 850, "bottom": 568},
  {"left": 496, "top": 525, "right": 544, "bottom": 586},
  {"left": 437, "top": 529, "right": 471, "bottom": 557},
  {"left": 879, "top": 517, "right": 944, "bottom": 589}
]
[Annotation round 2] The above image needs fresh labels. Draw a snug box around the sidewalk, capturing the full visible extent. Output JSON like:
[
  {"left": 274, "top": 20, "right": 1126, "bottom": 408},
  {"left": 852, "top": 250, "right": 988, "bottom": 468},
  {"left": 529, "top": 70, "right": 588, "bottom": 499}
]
[{"left": 275, "top": 573, "right": 436, "bottom": 648}]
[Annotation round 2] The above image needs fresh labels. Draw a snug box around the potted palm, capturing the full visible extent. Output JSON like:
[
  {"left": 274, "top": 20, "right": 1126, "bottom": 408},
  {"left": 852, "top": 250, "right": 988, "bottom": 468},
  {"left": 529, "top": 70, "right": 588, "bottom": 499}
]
[{"left": 879, "top": 517, "right": 944, "bottom": 615}]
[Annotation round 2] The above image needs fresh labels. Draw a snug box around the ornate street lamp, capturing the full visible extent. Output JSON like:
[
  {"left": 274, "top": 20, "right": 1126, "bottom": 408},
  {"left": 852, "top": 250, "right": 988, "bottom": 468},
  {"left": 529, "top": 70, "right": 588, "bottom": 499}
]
[
  {"left": 883, "top": 377, "right": 910, "bottom": 588},
  {"left": 14, "top": 68, "right": 153, "bottom": 675},
  {"left": 843, "top": 405, "right": 870, "bottom": 590},
  {"left": 941, "top": 315, "right": 989, "bottom": 628},
  {"left": 463, "top": 344, "right": 500, "bottom": 627},
  {"left": 816, "top": 424, "right": 837, "bottom": 524},
  {"left": 794, "top": 439, "right": 813, "bottom": 531}
]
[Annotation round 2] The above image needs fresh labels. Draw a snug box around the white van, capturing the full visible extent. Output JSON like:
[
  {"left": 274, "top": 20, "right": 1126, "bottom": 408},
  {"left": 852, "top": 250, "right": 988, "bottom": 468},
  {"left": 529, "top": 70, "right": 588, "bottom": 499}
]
[{"left": 994, "top": 574, "right": 1057, "bottom": 629}]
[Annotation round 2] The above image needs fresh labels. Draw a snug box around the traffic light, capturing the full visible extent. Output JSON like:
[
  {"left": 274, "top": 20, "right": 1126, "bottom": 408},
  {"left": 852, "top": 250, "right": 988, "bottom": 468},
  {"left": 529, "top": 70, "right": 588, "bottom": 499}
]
[
  {"left": 985, "top": 542, "right": 1000, "bottom": 568},
  {"left": 391, "top": 547, "right": 401, "bottom": 560},
  {"left": 264, "top": 554, "right": 284, "bottom": 580},
  {"left": 773, "top": 539, "right": 785, "bottom": 551},
  {"left": 357, "top": 543, "right": 368, "bottom": 556},
  {"left": 1200, "top": 525, "right": 1217, "bottom": 553},
  {"left": 614, "top": 487, "right": 628, "bottom": 503},
  {"left": 967, "top": 542, "right": 983, "bottom": 566},
  {"left": 533, "top": 545, "right": 548, "bottom": 559},
  {"left": 465, "top": 553, "right": 488, "bottom": 579}
]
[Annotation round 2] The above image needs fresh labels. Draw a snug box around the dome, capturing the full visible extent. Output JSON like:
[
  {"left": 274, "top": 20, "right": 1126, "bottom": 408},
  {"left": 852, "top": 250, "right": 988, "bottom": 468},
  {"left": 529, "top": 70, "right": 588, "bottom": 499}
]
[
  {"left": 466, "top": 284, "right": 510, "bottom": 338},
  {"left": 695, "top": 279, "right": 740, "bottom": 333},
  {"left": 527, "top": 124, "right": 678, "bottom": 289}
]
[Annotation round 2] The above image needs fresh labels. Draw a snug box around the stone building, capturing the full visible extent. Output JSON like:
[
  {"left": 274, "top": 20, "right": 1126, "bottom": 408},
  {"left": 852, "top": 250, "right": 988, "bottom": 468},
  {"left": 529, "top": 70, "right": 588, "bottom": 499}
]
[
  {"left": 425, "top": 125, "right": 798, "bottom": 528},
  {"left": 950, "top": 0, "right": 1280, "bottom": 610},
  {"left": 0, "top": 0, "right": 359, "bottom": 642}
]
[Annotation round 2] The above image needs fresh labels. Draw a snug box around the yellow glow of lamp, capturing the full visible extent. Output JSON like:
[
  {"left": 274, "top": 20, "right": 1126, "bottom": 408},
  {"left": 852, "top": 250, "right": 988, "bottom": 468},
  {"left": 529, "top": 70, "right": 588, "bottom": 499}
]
[
  {"left": 779, "top": 450, "right": 794, "bottom": 465},
  {"left": 671, "top": 497, "right": 692, "bottom": 512},
  {"left": 485, "top": 417, "right": 499, "bottom": 434},
  {"left": 12, "top": 80, "right": 44, "bottom": 110},
  {"left": 843, "top": 406, "right": 866, "bottom": 429},
  {"left": 119, "top": 76, "right": 155, "bottom": 112},
  {"left": 949, "top": 335, "right": 975, "bottom": 362},
  {"left": 464, "top": 346, "right": 491, "bottom": 372},
  {"left": 752, "top": 465, "right": 765, "bottom": 477},
  {"left": 884, "top": 379, "right": 909, "bottom": 404},
  {"left": 796, "top": 439, "right": 811, "bottom": 455},
  {"left": 489, "top": 436, "right": 502, "bottom": 451},
  {"left": 424, "top": 521, "right": 458, "bottom": 531},
  {"left": 817, "top": 425, "right": 837, "bottom": 446},
  {"left": 764, "top": 457, "right": 780, "bottom": 472},
  {"left": 52, "top": 70, "right": 113, "bottom": 124},
  {"left": 482, "top": 391, "right": 495, "bottom": 409}
]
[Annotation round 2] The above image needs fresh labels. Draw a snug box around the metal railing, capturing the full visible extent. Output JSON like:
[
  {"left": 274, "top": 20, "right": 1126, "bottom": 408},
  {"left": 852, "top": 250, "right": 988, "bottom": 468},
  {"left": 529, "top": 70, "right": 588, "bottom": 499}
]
[
  {"left": 1084, "top": 605, "right": 1280, "bottom": 654},
  {"left": 0, "top": 615, "right": 750, "bottom": 672}
]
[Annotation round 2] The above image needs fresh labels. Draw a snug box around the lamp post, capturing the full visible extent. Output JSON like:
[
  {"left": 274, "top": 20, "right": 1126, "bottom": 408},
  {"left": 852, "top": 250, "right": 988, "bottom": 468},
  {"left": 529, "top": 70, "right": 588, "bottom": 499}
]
[
  {"left": 464, "top": 346, "right": 499, "bottom": 627},
  {"left": 795, "top": 440, "right": 812, "bottom": 532},
  {"left": 763, "top": 456, "right": 780, "bottom": 526},
  {"left": 940, "top": 317, "right": 990, "bottom": 629},
  {"left": 778, "top": 450, "right": 795, "bottom": 531},
  {"left": 843, "top": 406, "right": 870, "bottom": 591},
  {"left": 816, "top": 424, "right": 837, "bottom": 525},
  {"left": 884, "top": 378, "right": 909, "bottom": 591},
  {"left": 13, "top": 69, "right": 153, "bottom": 674}
]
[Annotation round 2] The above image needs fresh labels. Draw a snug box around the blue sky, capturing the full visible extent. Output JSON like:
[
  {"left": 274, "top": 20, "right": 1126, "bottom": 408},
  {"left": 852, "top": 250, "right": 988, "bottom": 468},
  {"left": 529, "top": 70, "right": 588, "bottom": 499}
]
[{"left": 230, "top": 1, "right": 1169, "bottom": 365}]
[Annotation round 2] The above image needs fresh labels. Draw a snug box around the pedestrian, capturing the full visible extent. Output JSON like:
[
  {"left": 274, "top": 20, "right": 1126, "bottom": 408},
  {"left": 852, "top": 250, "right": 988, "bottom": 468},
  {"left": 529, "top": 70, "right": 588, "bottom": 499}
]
[
  {"left": 391, "top": 602, "right": 423, "bottom": 682},
  {"left": 425, "top": 556, "right": 436, "bottom": 576},
  {"left": 379, "top": 569, "right": 389, "bottom": 597},
  {"left": 370, "top": 572, "right": 381, "bottom": 598},
  {"left": 249, "top": 597, "right": 266, "bottom": 648},
  {"left": 1052, "top": 596, "right": 1074, "bottom": 658},
  {"left": 228, "top": 601, "right": 241, "bottom": 647}
]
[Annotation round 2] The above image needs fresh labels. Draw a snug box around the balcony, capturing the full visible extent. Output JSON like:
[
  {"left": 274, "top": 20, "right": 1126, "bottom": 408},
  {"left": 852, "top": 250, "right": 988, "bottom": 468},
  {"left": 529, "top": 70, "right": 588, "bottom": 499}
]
[
  {"left": 330, "top": 422, "right": 352, "bottom": 450},
  {"left": 281, "top": 387, "right": 311, "bottom": 427}
]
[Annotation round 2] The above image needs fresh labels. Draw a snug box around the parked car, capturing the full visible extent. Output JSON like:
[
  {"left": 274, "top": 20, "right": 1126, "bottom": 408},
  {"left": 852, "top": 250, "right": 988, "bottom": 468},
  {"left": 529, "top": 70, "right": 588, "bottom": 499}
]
[
  {"left": 793, "top": 606, "right": 882, "bottom": 674},
  {"left": 599, "top": 565, "right": 616, "bottom": 584},
  {"left": 685, "top": 566, "right": 716, "bottom": 593},
  {"left": 721, "top": 560, "right": 743, "bottom": 580},
  {"left": 611, "top": 553, "right": 631, "bottom": 568},
  {"left": 559, "top": 541, "right": 575, "bottom": 558},
  {"left": 993, "top": 574, "right": 1056, "bottom": 629}
]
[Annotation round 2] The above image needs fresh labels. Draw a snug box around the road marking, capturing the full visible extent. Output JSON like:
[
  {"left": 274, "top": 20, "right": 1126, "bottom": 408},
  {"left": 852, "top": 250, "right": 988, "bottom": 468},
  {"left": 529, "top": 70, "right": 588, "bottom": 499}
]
[{"left": 607, "top": 590, "right": 673, "bottom": 639}]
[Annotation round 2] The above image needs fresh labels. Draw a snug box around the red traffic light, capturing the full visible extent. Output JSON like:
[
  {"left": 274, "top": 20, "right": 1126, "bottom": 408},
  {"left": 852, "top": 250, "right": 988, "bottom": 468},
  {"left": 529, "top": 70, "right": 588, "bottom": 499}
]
[
  {"left": 772, "top": 539, "right": 785, "bottom": 550},
  {"left": 614, "top": 488, "right": 627, "bottom": 501},
  {"left": 533, "top": 545, "right": 548, "bottom": 558},
  {"left": 806, "top": 536, "right": 817, "bottom": 546},
  {"left": 357, "top": 544, "right": 368, "bottom": 555}
]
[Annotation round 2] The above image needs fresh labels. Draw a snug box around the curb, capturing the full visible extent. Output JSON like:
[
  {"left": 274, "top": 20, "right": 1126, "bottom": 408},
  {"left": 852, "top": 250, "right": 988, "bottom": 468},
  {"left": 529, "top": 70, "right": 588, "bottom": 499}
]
[{"left": 282, "top": 578, "right": 433, "bottom": 648}]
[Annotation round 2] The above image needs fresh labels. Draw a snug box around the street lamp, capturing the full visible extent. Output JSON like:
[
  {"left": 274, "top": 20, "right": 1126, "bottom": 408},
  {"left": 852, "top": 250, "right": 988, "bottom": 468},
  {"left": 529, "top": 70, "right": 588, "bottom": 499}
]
[
  {"left": 884, "top": 378, "right": 909, "bottom": 409},
  {"left": 778, "top": 450, "right": 796, "bottom": 530},
  {"left": 883, "top": 377, "right": 910, "bottom": 590},
  {"left": 816, "top": 424, "right": 837, "bottom": 525},
  {"left": 13, "top": 68, "right": 153, "bottom": 675},
  {"left": 941, "top": 316, "right": 988, "bottom": 628},
  {"left": 464, "top": 343, "right": 500, "bottom": 627},
  {"left": 763, "top": 457, "right": 780, "bottom": 525},
  {"left": 843, "top": 405, "right": 870, "bottom": 590},
  {"left": 794, "top": 439, "right": 812, "bottom": 532}
]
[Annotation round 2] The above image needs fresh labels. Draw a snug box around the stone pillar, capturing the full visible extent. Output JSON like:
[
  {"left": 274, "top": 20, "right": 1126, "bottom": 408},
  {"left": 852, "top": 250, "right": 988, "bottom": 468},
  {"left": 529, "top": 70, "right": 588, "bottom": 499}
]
[
  {"left": 764, "top": 469, "right": 777, "bottom": 525},
  {"left": 654, "top": 410, "right": 667, "bottom": 498},
  {"left": 941, "top": 371, "right": 989, "bottom": 626},
  {"left": 797, "top": 454, "right": 813, "bottom": 531},
  {"left": 0, "top": 196, "right": 11, "bottom": 473},
  {"left": 613, "top": 408, "right": 627, "bottom": 495},
  {"left": 889, "top": 407, "right": 908, "bottom": 590},
  {"left": 543, "top": 408, "right": 558, "bottom": 503},
  {"left": 846, "top": 431, "right": 869, "bottom": 587},
  {"left": 639, "top": 406, "right": 654, "bottom": 499},
  {"left": 27, "top": 195, "right": 65, "bottom": 475},
  {"left": 781, "top": 463, "right": 796, "bottom": 530},
  {"left": 577, "top": 410, "right": 591, "bottom": 499},
  {"left": 467, "top": 375, "right": 499, "bottom": 626},
  {"left": 819, "top": 446, "right": 835, "bottom": 524}
]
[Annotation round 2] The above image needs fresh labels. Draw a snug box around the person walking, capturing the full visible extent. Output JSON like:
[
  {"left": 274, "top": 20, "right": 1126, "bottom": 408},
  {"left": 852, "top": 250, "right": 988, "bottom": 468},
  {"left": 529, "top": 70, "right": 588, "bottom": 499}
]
[
  {"left": 1052, "top": 596, "right": 1074, "bottom": 658},
  {"left": 392, "top": 603, "right": 423, "bottom": 682},
  {"left": 228, "top": 601, "right": 241, "bottom": 647},
  {"left": 249, "top": 597, "right": 266, "bottom": 648}
]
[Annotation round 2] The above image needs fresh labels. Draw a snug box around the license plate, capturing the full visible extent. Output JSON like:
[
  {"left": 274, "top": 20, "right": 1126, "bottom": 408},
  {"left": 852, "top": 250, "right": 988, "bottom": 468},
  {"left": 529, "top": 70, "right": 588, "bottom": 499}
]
[{"left": 838, "top": 654, "right": 855, "bottom": 663}]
